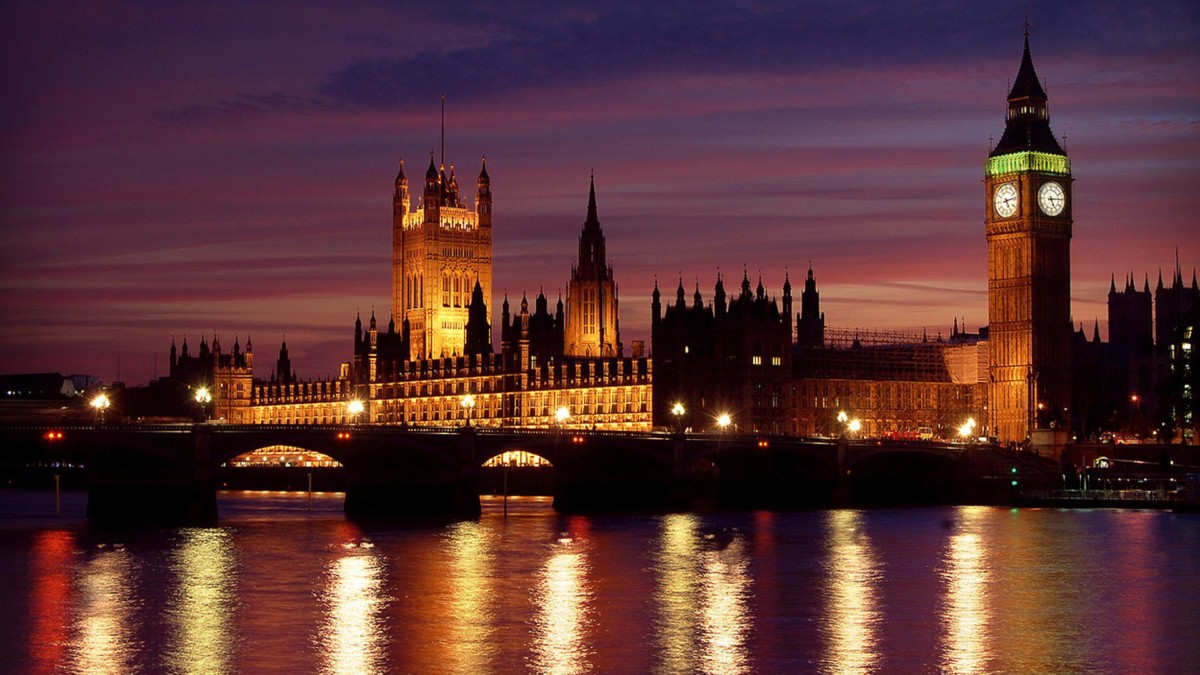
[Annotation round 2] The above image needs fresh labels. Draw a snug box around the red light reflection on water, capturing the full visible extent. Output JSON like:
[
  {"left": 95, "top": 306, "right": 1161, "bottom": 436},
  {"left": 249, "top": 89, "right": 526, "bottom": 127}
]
[
  {"left": 28, "top": 530, "right": 73, "bottom": 675},
  {"left": 752, "top": 509, "right": 778, "bottom": 667}
]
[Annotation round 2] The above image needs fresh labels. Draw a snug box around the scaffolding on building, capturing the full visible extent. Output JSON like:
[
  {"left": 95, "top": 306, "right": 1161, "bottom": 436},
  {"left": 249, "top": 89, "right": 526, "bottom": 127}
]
[
  {"left": 792, "top": 327, "right": 989, "bottom": 438},
  {"left": 796, "top": 327, "right": 961, "bottom": 382}
]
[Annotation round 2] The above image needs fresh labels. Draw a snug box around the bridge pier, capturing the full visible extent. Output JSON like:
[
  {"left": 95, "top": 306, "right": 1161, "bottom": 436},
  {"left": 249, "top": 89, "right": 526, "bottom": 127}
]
[
  {"left": 343, "top": 427, "right": 481, "bottom": 520},
  {"left": 86, "top": 425, "right": 218, "bottom": 525},
  {"left": 551, "top": 435, "right": 677, "bottom": 512}
]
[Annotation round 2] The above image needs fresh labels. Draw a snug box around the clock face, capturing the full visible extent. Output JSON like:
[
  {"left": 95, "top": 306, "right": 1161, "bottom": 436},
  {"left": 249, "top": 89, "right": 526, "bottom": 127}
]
[
  {"left": 1038, "top": 181, "right": 1066, "bottom": 216},
  {"left": 993, "top": 183, "right": 1018, "bottom": 218}
]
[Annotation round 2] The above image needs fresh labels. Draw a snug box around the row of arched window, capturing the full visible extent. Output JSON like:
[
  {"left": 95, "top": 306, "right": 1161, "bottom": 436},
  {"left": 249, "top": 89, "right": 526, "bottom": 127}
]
[
  {"left": 441, "top": 270, "right": 476, "bottom": 308},
  {"left": 404, "top": 273, "right": 423, "bottom": 310}
]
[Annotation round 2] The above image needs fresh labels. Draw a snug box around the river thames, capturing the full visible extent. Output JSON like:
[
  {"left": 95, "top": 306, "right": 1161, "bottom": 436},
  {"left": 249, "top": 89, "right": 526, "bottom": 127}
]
[{"left": 1, "top": 490, "right": 1197, "bottom": 674}]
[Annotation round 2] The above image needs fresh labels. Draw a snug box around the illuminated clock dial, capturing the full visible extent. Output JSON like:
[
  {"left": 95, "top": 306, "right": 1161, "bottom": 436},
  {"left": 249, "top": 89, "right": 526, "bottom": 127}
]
[
  {"left": 993, "top": 183, "right": 1018, "bottom": 218},
  {"left": 1038, "top": 181, "right": 1066, "bottom": 216}
]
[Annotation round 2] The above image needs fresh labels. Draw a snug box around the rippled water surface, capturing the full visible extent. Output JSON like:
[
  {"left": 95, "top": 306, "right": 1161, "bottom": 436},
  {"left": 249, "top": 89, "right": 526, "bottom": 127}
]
[{"left": 2, "top": 490, "right": 1198, "bottom": 673}]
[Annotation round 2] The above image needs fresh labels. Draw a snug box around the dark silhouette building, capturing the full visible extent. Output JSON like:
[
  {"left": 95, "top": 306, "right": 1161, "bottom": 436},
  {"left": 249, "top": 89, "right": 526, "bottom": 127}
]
[
  {"left": 652, "top": 271, "right": 793, "bottom": 433},
  {"left": 1107, "top": 274, "right": 1155, "bottom": 426},
  {"left": 1154, "top": 257, "right": 1199, "bottom": 357},
  {"left": 796, "top": 265, "right": 825, "bottom": 349}
]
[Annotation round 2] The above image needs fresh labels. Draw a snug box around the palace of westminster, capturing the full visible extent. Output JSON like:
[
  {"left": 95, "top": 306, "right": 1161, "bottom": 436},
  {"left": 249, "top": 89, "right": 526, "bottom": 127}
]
[{"left": 163, "top": 34, "right": 1198, "bottom": 446}]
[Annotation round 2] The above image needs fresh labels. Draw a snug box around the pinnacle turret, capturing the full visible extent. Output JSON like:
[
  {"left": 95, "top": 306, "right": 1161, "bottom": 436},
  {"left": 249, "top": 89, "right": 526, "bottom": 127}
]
[{"left": 990, "top": 29, "right": 1064, "bottom": 157}]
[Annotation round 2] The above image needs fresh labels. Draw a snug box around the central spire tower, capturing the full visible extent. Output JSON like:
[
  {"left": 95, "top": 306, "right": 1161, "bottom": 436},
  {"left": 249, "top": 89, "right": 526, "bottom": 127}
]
[{"left": 564, "top": 175, "right": 620, "bottom": 357}]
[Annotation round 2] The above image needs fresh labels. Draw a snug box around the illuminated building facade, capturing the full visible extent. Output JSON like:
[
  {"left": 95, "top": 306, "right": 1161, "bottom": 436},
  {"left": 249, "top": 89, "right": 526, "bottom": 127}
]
[
  {"left": 167, "top": 334, "right": 254, "bottom": 423},
  {"left": 984, "top": 31, "right": 1073, "bottom": 443},
  {"left": 393, "top": 152, "right": 492, "bottom": 360},
  {"left": 651, "top": 271, "right": 793, "bottom": 433},
  {"left": 249, "top": 179, "right": 652, "bottom": 431},
  {"left": 246, "top": 338, "right": 355, "bottom": 424},
  {"left": 793, "top": 326, "right": 989, "bottom": 438}
]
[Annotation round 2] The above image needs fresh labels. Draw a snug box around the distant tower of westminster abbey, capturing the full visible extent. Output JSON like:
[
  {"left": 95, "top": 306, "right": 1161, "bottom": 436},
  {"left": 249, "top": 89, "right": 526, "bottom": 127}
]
[{"left": 985, "top": 29, "right": 1073, "bottom": 443}]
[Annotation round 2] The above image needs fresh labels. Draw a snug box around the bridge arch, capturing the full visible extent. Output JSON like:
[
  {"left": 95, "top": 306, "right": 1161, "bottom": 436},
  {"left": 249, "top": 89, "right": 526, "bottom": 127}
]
[
  {"left": 481, "top": 449, "right": 553, "bottom": 468},
  {"left": 225, "top": 445, "right": 342, "bottom": 468}
]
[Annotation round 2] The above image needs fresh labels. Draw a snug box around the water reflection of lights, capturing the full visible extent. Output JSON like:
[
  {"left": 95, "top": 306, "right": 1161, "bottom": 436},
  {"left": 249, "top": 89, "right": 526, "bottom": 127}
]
[
  {"left": 822, "top": 510, "right": 881, "bottom": 674},
  {"left": 445, "top": 522, "right": 494, "bottom": 673},
  {"left": 700, "top": 535, "right": 752, "bottom": 675},
  {"left": 655, "top": 514, "right": 701, "bottom": 673},
  {"left": 169, "top": 529, "right": 237, "bottom": 674},
  {"left": 71, "top": 546, "right": 138, "bottom": 674},
  {"left": 940, "top": 508, "right": 991, "bottom": 674},
  {"left": 532, "top": 538, "right": 593, "bottom": 675},
  {"left": 320, "top": 548, "right": 387, "bottom": 675},
  {"left": 30, "top": 530, "right": 73, "bottom": 671}
]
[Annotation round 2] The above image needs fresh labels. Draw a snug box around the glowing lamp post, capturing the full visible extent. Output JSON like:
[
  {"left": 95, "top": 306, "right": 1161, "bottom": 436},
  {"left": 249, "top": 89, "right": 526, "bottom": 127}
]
[
  {"left": 671, "top": 402, "right": 686, "bottom": 433},
  {"left": 460, "top": 394, "right": 476, "bottom": 426},
  {"left": 716, "top": 413, "right": 732, "bottom": 432},
  {"left": 958, "top": 417, "right": 977, "bottom": 442},
  {"left": 555, "top": 406, "right": 571, "bottom": 428},
  {"left": 847, "top": 418, "right": 862, "bottom": 437},
  {"left": 90, "top": 393, "right": 110, "bottom": 425},
  {"left": 347, "top": 399, "right": 365, "bottom": 425},
  {"left": 194, "top": 387, "right": 212, "bottom": 422}
]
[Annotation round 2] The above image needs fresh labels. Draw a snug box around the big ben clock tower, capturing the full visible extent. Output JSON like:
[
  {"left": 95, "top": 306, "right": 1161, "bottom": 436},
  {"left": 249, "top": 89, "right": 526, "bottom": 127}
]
[{"left": 985, "top": 28, "right": 1073, "bottom": 444}]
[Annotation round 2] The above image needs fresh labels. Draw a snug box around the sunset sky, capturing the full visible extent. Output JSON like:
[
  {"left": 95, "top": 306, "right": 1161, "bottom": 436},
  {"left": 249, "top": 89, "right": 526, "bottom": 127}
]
[{"left": 2, "top": 1, "right": 1197, "bottom": 386}]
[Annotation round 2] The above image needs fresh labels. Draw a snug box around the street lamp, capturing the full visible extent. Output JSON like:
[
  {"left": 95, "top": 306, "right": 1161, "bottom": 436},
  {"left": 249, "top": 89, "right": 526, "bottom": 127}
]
[
  {"left": 460, "top": 394, "right": 476, "bottom": 426},
  {"left": 194, "top": 387, "right": 212, "bottom": 422},
  {"left": 347, "top": 399, "right": 365, "bottom": 425},
  {"left": 958, "top": 417, "right": 977, "bottom": 441},
  {"left": 847, "top": 418, "right": 862, "bottom": 436},
  {"left": 716, "top": 413, "right": 732, "bottom": 431},
  {"left": 90, "top": 393, "right": 110, "bottom": 425},
  {"left": 671, "top": 402, "right": 685, "bottom": 433},
  {"left": 555, "top": 406, "right": 571, "bottom": 427}
]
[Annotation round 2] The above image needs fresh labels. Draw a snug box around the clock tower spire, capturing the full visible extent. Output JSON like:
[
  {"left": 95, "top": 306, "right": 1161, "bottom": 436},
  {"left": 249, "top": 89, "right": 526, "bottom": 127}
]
[{"left": 985, "top": 28, "right": 1073, "bottom": 445}]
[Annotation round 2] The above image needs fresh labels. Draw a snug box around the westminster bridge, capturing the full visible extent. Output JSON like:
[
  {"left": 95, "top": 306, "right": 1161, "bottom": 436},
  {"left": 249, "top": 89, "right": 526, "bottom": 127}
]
[{"left": 1, "top": 424, "right": 1055, "bottom": 523}]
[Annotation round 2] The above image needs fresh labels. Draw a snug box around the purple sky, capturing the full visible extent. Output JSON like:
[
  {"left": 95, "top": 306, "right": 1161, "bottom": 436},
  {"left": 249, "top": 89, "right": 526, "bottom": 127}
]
[{"left": 2, "top": 1, "right": 1198, "bottom": 386}]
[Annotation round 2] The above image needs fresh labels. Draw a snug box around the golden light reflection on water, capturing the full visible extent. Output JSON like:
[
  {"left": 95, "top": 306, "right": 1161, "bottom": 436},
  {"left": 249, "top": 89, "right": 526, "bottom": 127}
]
[
  {"left": 653, "top": 514, "right": 754, "bottom": 675},
  {"left": 169, "top": 529, "right": 237, "bottom": 675},
  {"left": 655, "top": 513, "right": 701, "bottom": 673},
  {"left": 821, "top": 510, "right": 880, "bottom": 674},
  {"left": 940, "top": 507, "right": 992, "bottom": 675},
  {"left": 444, "top": 521, "right": 494, "bottom": 673},
  {"left": 319, "top": 543, "right": 387, "bottom": 675},
  {"left": 700, "top": 534, "right": 752, "bottom": 675},
  {"left": 532, "top": 534, "right": 593, "bottom": 675},
  {"left": 70, "top": 545, "right": 138, "bottom": 674}
]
